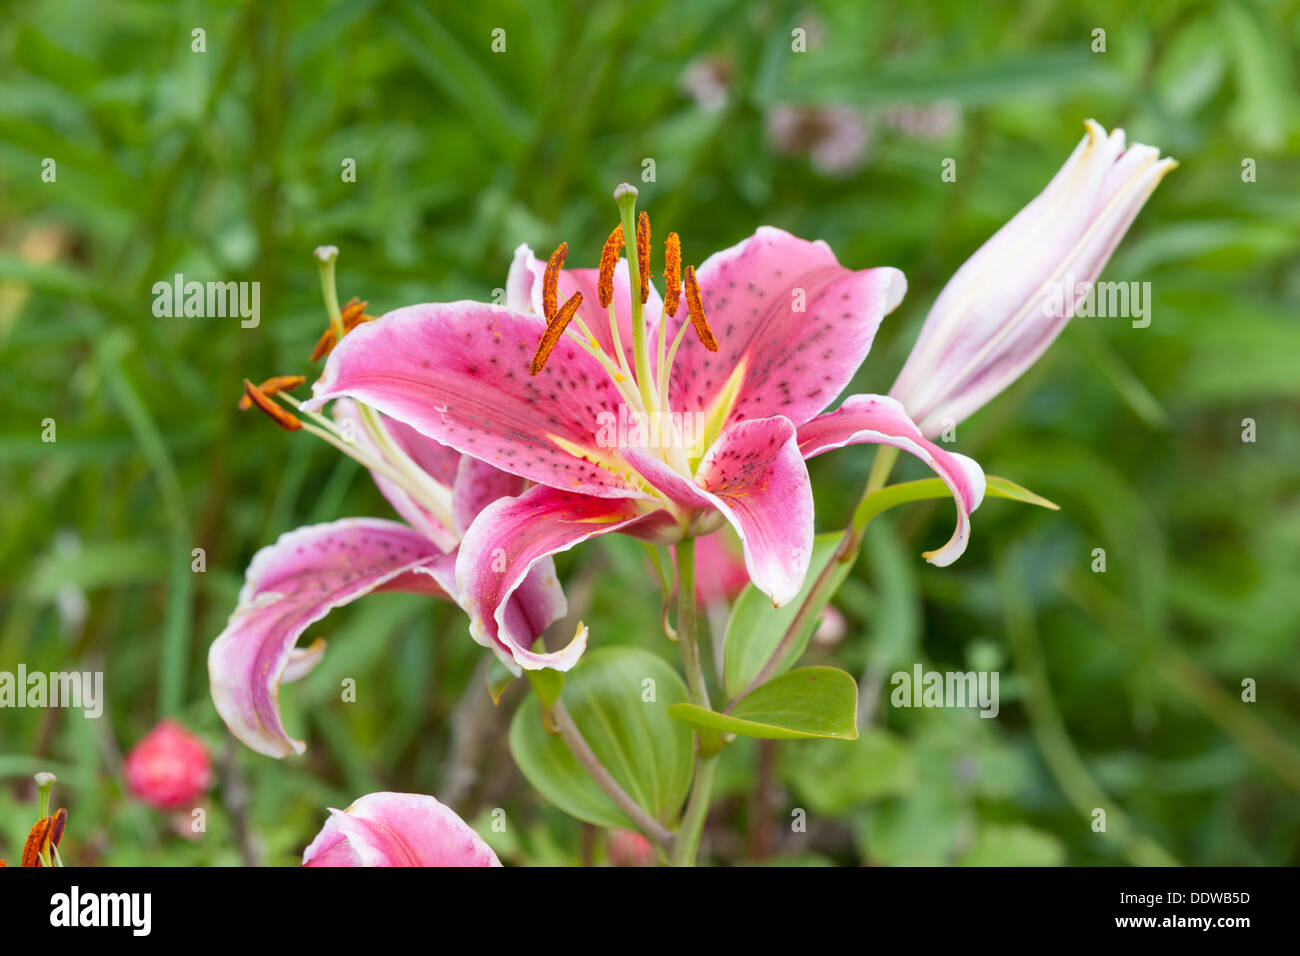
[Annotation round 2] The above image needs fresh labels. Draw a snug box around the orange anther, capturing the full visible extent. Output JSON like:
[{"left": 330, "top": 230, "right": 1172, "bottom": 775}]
[
  {"left": 21, "top": 816, "right": 52, "bottom": 867},
  {"left": 598, "top": 223, "right": 625, "bottom": 308},
  {"left": 238, "top": 375, "right": 305, "bottom": 411},
  {"left": 663, "top": 232, "right": 682, "bottom": 317},
  {"left": 530, "top": 291, "right": 584, "bottom": 376},
  {"left": 636, "top": 211, "right": 651, "bottom": 304},
  {"left": 242, "top": 378, "right": 303, "bottom": 432},
  {"left": 683, "top": 265, "right": 718, "bottom": 352},
  {"left": 543, "top": 243, "right": 568, "bottom": 321},
  {"left": 311, "top": 326, "right": 338, "bottom": 361}
]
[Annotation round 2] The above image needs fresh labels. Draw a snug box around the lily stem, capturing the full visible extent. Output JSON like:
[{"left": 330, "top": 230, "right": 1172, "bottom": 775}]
[
  {"left": 736, "top": 445, "right": 900, "bottom": 703},
  {"left": 551, "top": 698, "right": 676, "bottom": 850},
  {"left": 671, "top": 537, "right": 720, "bottom": 866}
]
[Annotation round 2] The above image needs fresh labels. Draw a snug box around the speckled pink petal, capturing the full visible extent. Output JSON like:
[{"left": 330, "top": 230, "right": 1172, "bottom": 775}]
[
  {"left": 797, "top": 394, "right": 986, "bottom": 567},
  {"left": 624, "top": 416, "right": 813, "bottom": 606},
  {"left": 666, "top": 227, "right": 906, "bottom": 429},
  {"left": 452, "top": 455, "right": 526, "bottom": 535},
  {"left": 208, "top": 519, "right": 454, "bottom": 758},
  {"left": 454, "top": 485, "right": 658, "bottom": 673},
  {"left": 508, "top": 244, "right": 663, "bottom": 372},
  {"left": 332, "top": 400, "right": 460, "bottom": 551},
  {"left": 304, "top": 302, "right": 647, "bottom": 499},
  {"left": 302, "top": 792, "right": 501, "bottom": 867}
]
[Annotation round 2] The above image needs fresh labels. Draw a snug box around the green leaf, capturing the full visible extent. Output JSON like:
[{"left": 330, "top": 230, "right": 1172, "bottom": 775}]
[
  {"left": 723, "top": 532, "right": 850, "bottom": 700},
  {"left": 983, "top": 476, "right": 1060, "bottom": 511},
  {"left": 508, "top": 648, "right": 693, "bottom": 830},
  {"left": 670, "top": 667, "right": 859, "bottom": 741},
  {"left": 855, "top": 475, "right": 1059, "bottom": 532}
]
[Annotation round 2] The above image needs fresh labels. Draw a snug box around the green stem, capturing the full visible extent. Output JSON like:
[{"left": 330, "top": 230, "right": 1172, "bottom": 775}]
[
  {"left": 671, "top": 537, "right": 720, "bottom": 866},
  {"left": 671, "top": 751, "right": 718, "bottom": 867}
]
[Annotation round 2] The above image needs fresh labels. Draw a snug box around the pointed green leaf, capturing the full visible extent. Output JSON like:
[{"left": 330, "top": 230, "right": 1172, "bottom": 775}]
[{"left": 670, "top": 667, "right": 859, "bottom": 741}]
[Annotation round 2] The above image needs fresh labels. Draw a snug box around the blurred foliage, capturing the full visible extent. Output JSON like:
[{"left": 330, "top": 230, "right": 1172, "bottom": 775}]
[{"left": 1, "top": 0, "right": 1298, "bottom": 866}]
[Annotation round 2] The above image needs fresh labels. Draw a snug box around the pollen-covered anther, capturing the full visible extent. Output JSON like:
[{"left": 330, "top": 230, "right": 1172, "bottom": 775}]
[
  {"left": 598, "top": 223, "right": 624, "bottom": 308},
  {"left": 530, "top": 291, "right": 584, "bottom": 376},
  {"left": 543, "top": 242, "right": 568, "bottom": 321},
  {"left": 243, "top": 378, "right": 303, "bottom": 431},
  {"left": 683, "top": 265, "right": 719, "bottom": 352},
  {"left": 238, "top": 374, "right": 306, "bottom": 411},
  {"left": 340, "top": 296, "right": 374, "bottom": 332},
  {"left": 636, "top": 211, "right": 651, "bottom": 304},
  {"left": 313, "top": 298, "right": 375, "bottom": 361},
  {"left": 21, "top": 816, "right": 52, "bottom": 867},
  {"left": 663, "top": 232, "right": 682, "bottom": 317},
  {"left": 311, "top": 327, "right": 337, "bottom": 362}
]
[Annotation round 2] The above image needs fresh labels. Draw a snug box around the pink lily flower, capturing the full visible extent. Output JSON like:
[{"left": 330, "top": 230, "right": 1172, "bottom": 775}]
[
  {"left": 890, "top": 120, "right": 1177, "bottom": 438},
  {"left": 302, "top": 791, "right": 500, "bottom": 867},
  {"left": 303, "top": 190, "right": 985, "bottom": 673},
  {"left": 208, "top": 397, "right": 565, "bottom": 758}
]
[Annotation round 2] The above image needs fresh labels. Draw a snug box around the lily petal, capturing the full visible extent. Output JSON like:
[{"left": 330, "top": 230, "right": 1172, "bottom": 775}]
[
  {"left": 451, "top": 455, "right": 526, "bottom": 536},
  {"left": 667, "top": 226, "right": 906, "bottom": 429},
  {"left": 797, "top": 395, "right": 985, "bottom": 567},
  {"left": 302, "top": 791, "right": 500, "bottom": 867},
  {"left": 209, "top": 519, "right": 453, "bottom": 758},
  {"left": 455, "top": 485, "right": 658, "bottom": 673},
  {"left": 304, "top": 302, "right": 648, "bottom": 498},
  {"left": 624, "top": 416, "right": 814, "bottom": 606}
]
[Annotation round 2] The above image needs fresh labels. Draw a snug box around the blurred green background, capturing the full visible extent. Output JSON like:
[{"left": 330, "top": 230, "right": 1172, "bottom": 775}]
[{"left": 2, "top": 0, "right": 1298, "bottom": 866}]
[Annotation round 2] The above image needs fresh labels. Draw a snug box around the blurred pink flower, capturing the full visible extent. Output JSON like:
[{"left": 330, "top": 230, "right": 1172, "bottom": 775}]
[
  {"left": 302, "top": 792, "right": 500, "bottom": 867},
  {"left": 607, "top": 829, "right": 655, "bottom": 867},
  {"left": 124, "top": 720, "right": 212, "bottom": 811},
  {"left": 767, "top": 105, "right": 870, "bottom": 177},
  {"left": 693, "top": 529, "right": 751, "bottom": 607}
]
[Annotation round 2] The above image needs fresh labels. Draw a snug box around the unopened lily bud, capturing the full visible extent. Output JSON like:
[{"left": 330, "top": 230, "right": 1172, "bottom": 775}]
[
  {"left": 889, "top": 120, "right": 1175, "bottom": 438},
  {"left": 124, "top": 720, "right": 213, "bottom": 811}
]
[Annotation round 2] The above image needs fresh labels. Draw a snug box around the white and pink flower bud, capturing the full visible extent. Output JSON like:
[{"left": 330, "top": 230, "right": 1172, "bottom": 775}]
[
  {"left": 124, "top": 719, "right": 213, "bottom": 811},
  {"left": 890, "top": 120, "right": 1176, "bottom": 438}
]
